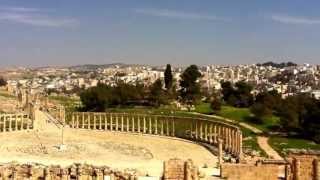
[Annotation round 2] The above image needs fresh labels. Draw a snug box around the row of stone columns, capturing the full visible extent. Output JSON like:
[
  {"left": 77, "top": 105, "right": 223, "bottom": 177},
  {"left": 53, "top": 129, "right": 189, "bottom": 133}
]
[
  {"left": 70, "top": 112, "right": 242, "bottom": 159},
  {"left": 71, "top": 113, "right": 175, "bottom": 137},
  {"left": 0, "top": 114, "right": 32, "bottom": 132},
  {"left": 190, "top": 120, "right": 242, "bottom": 157}
]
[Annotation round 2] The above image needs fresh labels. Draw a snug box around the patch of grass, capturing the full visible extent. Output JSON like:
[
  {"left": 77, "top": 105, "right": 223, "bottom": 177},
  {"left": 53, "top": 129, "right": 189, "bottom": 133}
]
[
  {"left": 49, "top": 95, "right": 80, "bottom": 111},
  {"left": 241, "top": 127, "right": 267, "bottom": 157},
  {"left": 217, "top": 106, "right": 280, "bottom": 133},
  {"left": 194, "top": 102, "right": 213, "bottom": 114},
  {"left": 218, "top": 106, "right": 251, "bottom": 122},
  {"left": 269, "top": 136, "right": 320, "bottom": 156}
]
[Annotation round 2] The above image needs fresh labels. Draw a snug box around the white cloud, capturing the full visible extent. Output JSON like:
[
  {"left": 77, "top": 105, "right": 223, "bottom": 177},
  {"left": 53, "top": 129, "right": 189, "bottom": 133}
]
[
  {"left": 0, "top": 6, "right": 78, "bottom": 28},
  {"left": 0, "top": 6, "right": 41, "bottom": 12},
  {"left": 271, "top": 14, "right": 320, "bottom": 25},
  {"left": 134, "top": 8, "right": 229, "bottom": 22}
]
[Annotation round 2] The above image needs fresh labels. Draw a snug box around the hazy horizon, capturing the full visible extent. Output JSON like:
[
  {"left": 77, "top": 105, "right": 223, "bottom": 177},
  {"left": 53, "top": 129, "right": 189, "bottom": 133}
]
[{"left": 1, "top": 0, "right": 320, "bottom": 67}]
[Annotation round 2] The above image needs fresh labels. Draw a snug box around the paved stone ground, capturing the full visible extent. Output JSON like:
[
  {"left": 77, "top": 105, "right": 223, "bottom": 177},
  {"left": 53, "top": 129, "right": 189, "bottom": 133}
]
[{"left": 0, "top": 128, "right": 217, "bottom": 177}]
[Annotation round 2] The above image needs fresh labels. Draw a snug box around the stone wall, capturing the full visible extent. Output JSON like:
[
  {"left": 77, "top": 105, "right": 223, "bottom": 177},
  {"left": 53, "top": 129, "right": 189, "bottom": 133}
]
[
  {"left": 0, "top": 163, "right": 138, "bottom": 180},
  {"left": 286, "top": 153, "right": 320, "bottom": 180},
  {"left": 69, "top": 112, "right": 243, "bottom": 159},
  {"left": 0, "top": 159, "right": 200, "bottom": 180},
  {"left": 163, "top": 159, "right": 199, "bottom": 180},
  {"left": 220, "top": 163, "right": 282, "bottom": 180}
]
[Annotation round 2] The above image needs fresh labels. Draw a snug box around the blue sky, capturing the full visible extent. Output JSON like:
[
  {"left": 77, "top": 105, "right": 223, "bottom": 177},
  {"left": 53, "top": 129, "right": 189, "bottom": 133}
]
[{"left": 0, "top": 0, "right": 320, "bottom": 67}]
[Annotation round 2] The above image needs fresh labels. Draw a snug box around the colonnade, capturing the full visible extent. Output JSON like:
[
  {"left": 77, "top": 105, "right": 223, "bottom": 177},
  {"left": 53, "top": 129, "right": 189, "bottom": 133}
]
[
  {"left": 70, "top": 112, "right": 242, "bottom": 158},
  {"left": 0, "top": 113, "right": 33, "bottom": 132}
]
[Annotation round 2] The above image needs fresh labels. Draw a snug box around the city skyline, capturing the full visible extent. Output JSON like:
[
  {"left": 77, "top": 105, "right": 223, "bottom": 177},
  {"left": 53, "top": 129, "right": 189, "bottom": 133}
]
[{"left": 1, "top": 0, "right": 320, "bottom": 67}]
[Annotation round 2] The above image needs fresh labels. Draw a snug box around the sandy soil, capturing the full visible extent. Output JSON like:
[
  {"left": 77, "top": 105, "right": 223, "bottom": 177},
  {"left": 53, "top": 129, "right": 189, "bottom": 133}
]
[{"left": 0, "top": 128, "right": 217, "bottom": 176}]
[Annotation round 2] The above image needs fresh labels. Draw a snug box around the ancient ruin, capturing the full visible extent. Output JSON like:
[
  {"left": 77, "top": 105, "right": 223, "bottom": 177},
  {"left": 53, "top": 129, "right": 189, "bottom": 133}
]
[{"left": 0, "top": 88, "right": 319, "bottom": 179}]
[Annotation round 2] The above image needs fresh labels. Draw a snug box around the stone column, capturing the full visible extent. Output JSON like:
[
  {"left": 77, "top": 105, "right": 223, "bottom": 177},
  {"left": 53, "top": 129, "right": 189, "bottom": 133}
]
[
  {"left": 204, "top": 123, "right": 208, "bottom": 141},
  {"left": 9, "top": 116, "right": 12, "bottom": 131},
  {"left": 143, "top": 116, "right": 146, "bottom": 133},
  {"left": 132, "top": 116, "right": 135, "bottom": 133},
  {"left": 218, "top": 138, "right": 223, "bottom": 166},
  {"left": 72, "top": 114, "right": 75, "bottom": 128},
  {"left": 166, "top": 119, "right": 170, "bottom": 136},
  {"left": 190, "top": 119, "right": 193, "bottom": 138},
  {"left": 313, "top": 159, "right": 319, "bottom": 180},
  {"left": 93, "top": 114, "right": 97, "bottom": 130},
  {"left": 199, "top": 122, "right": 203, "bottom": 140},
  {"left": 20, "top": 114, "right": 24, "bottom": 130},
  {"left": 126, "top": 115, "right": 129, "bottom": 132},
  {"left": 121, "top": 114, "right": 124, "bottom": 131},
  {"left": 209, "top": 123, "right": 213, "bottom": 144},
  {"left": 2, "top": 115, "right": 5, "bottom": 132},
  {"left": 149, "top": 117, "right": 152, "bottom": 134},
  {"left": 155, "top": 116, "right": 158, "bottom": 134},
  {"left": 161, "top": 118, "right": 164, "bottom": 135},
  {"left": 26, "top": 116, "right": 30, "bottom": 130},
  {"left": 116, "top": 115, "right": 119, "bottom": 131},
  {"left": 76, "top": 113, "right": 80, "bottom": 128},
  {"left": 216, "top": 125, "right": 220, "bottom": 141},
  {"left": 99, "top": 114, "right": 102, "bottom": 130},
  {"left": 230, "top": 129, "right": 234, "bottom": 154},
  {"left": 82, "top": 113, "right": 85, "bottom": 129},
  {"left": 15, "top": 115, "right": 18, "bottom": 131},
  {"left": 229, "top": 129, "right": 232, "bottom": 153},
  {"left": 110, "top": 114, "right": 113, "bottom": 131},
  {"left": 137, "top": 115, "right": 141, "bottom": 133},
  {"left": 225, "top": 128, "right": 229, "bottom": 151},
  {"left": 195, "top": 120, "right": 198, "bottom": 140},
  {"left": 238, "top": 130, "right": 243, "bottom": 159},
  {"left": 88, "top": 113, "right": 91, "bottom": 129},
  {"left": 104, "top": 114, "right": 107, "bottom": 130},
  {"left": 233, "top": 130, "right": 237, "bottom": 154},
  {"left": 171, "top": 117, "right": 175, "bottom": 136}
]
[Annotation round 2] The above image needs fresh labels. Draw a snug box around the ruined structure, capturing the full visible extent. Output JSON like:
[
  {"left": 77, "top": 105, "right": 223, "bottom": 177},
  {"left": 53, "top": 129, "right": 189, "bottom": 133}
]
[
  {"left": 69, "top": 112, "right": 243, "bottom": 159},
  {"left": 2, "top": 88, "right": 320, "bottom": 179}
]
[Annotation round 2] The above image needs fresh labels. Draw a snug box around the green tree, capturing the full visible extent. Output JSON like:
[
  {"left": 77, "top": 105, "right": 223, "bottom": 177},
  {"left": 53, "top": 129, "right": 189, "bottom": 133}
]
[
  {"left": 149, "top": 79, "right": 166, "bottom": 107},
  {"left": 210, "top": 98, "right": 222, "bottom": 112},
  {"left": 164, "top": 64, "right": 173, "bottom": 90},
  {"left": 179, "top": 65, "right": 202, "bottom": 105},
  {"left": 0, "top": 77, "right": 7, "bottom": 87},
  {"left": 250, "top": 103, "right": 272, "bottom": 124}
]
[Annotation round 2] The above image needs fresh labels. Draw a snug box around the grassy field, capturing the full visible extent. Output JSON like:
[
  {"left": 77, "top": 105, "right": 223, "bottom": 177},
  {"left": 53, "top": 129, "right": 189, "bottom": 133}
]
[
  {"left": 194, "top": 102, "right": 213, "bottom": 114},
  {"left": 49, "top": 95, "right": 80, "bottom": 111},
  {"left": 217, "top": 106, "right": 280, "bottom": 133},
  {"left": 269, "top": 136, "right": 320, "bottom": 156}
]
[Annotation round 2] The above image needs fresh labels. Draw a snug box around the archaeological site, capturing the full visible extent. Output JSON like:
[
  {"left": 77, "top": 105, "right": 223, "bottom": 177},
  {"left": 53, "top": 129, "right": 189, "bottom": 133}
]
[{"left": 0, "top": 86, "right": 319, "bottom": 180}]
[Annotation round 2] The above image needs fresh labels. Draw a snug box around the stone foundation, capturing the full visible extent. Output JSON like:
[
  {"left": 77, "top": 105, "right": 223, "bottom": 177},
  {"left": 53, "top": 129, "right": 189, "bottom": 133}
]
[{"left": 0, "top": 159, "right": 201, "bottom": 180}]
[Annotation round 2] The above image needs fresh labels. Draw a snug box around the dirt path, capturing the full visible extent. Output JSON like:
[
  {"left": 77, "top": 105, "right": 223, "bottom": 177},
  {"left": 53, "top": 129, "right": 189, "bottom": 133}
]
[{"left": 257, "top": 136, "right": 282, "bottom": 160}]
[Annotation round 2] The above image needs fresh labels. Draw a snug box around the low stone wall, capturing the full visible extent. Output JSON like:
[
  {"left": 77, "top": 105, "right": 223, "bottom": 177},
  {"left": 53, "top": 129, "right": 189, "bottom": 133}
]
[
  {"left": 0, "top": 163, "right": 137, "bottom": 180},
  {"left": 0, "top": 159, "right": 200, "bottom": 180},
  {"left": 69, "top": 112, "right": 242, "bottom": 159},
  {"left": 221, "top": 163, "right": 282, "bottom": 180}
]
